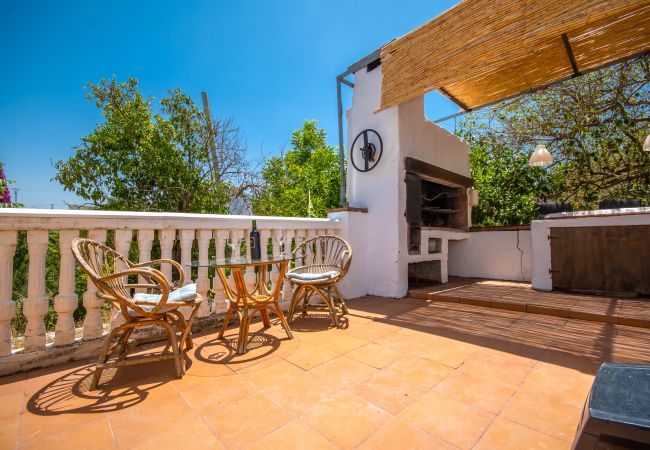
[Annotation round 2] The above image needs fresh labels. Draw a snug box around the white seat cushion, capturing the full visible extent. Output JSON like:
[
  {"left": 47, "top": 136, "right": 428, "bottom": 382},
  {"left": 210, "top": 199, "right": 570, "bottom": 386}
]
[
  {"left": 133, "top": 283, "right": 198, "bottom": 304},
  {"left": 286, "top": 271, "right": 339, "bottom": 281}
]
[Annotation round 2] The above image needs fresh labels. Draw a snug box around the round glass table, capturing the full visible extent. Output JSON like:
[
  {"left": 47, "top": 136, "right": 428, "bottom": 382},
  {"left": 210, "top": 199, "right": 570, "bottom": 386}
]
[{"left": 189, "top": 255, "right": 294, "bottom": 354}]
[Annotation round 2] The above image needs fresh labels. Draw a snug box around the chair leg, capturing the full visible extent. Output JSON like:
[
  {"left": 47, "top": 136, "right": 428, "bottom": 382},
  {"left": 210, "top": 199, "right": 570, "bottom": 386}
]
[
  {"left": 179, "top": 303, "right": 201, "bottom": 352},
  {"left": 333, "top": 285, "right": 349, "bottom": 315},
  {"left": 287, "top": 285, "right": 303, "bottom": 323},
  {"left": 272, "top": 302, "right": 294, "bottom": 340},
  {"left": 237, "top": 307, "right": 250, "bottom": 354},
  {"left": 218, "top": 304, "right": 236, "bottom": 339},
  {"left": 315, "top": 288, "right": 339, "bottom": 328},
  {"left": 160, "top": 320, "right": 183, "bottom": 378},
  {"left": 90, "top": 326, "right": 123, "bottom": 391}
]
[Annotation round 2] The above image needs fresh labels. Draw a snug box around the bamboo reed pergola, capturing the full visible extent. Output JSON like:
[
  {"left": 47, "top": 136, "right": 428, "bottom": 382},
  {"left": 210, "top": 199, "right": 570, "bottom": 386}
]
[
  {"left": 378, "top": 0, "right": 650, "bottom": 112},
  {"left": 337, "top": 0, "right": 650, "bottom": 205}
]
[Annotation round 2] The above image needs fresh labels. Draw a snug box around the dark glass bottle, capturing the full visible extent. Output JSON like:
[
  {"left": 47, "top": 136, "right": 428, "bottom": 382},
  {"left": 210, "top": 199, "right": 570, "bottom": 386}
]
[{"left": 249, "top": 220, "right": 261, "bottom": 259}]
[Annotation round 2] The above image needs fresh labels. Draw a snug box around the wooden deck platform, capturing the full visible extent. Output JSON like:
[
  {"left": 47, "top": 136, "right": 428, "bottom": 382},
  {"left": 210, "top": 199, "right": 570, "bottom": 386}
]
[{"left": 409, "top": 278, "right": 650, "bottom": 328}]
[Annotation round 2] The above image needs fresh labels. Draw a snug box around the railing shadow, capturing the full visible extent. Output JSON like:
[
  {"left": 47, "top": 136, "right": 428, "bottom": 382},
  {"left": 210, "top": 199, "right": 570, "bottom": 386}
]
[{"left": 347, "top": 296, "right": 642, "bottom": 375}]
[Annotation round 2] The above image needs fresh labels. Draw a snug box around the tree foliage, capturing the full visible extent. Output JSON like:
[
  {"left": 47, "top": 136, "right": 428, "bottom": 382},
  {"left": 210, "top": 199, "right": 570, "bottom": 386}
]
[
  {"left": 459, "top": 56, "right": 650, "bottom": 226},
  {"left": 253, "top": 120, "right": 340, "bottom": 217},
  {"left": 54, "top": 78, "right": 255, "bottom": 213}
]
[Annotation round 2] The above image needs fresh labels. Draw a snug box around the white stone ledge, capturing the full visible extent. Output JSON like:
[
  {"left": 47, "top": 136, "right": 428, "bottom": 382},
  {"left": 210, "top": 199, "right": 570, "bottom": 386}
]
[{"left": 0, "top": 209, "right": 339, "bottom": 231}]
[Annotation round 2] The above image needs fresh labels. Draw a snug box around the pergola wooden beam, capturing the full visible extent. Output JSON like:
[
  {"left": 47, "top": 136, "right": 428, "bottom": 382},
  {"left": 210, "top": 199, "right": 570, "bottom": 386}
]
[{"left": 378, "top": 0, "right": 650, "bottom": 111}]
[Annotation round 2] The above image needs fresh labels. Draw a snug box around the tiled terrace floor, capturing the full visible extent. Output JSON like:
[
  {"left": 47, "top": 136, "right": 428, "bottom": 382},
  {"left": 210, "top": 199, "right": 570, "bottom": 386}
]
[
  {"left": 3, "top": 295, "right": 650, "bottom": 449},
  {"left": 410, "top": 277, "right": 650, "bottom": 328}
]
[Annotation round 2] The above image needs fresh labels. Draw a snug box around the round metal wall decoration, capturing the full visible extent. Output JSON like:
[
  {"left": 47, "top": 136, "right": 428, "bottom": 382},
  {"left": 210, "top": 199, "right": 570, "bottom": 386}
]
[{"left": 350, "top": 129, "right": 383, "bottom": 172}]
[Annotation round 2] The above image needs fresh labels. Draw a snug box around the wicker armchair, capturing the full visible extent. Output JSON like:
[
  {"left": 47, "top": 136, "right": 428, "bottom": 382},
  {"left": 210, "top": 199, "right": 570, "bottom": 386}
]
[
  {"left": 72, "top": 238, "right": 202, "bottom": 390},
  {"left": 286, "top": 235, "right": 352, "bottom": 327}
]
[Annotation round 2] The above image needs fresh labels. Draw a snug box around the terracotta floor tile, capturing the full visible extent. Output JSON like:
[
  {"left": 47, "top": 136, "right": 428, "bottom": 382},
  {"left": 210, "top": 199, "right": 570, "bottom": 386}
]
[
  {"left": 247, "top": 419, "right": 337, "bottom": 450},
  {"left": 181, "top": 375, "right": 259, "bottom": 416},
  {"left": 0, "top": 392, "right": 24, "bottom": 420},
  {"left": 108, "top": 392, "right": 200, "bottom": 448},
  {"left": 0, "top": 371, "right": 26, "bottom": 397},
  {"left": 501, "top": 389, "right": 583, "bottom": 442},
  {"left": 352, "top": 354, "right": 452, "bottom": 415},
  {"left": 131, "top": 418, "right": 224, "bottom": 450},
  {"left": 518, "top": 365, "right": 594, "bottom": 408},
  {"left": 0, "top": 414, "right": 19, "bottom": 449},
  {"left": 309, "top": 356, "right": 378, "bottom": 387},
  {"left": 357, "top": 418, "right": 458, "bottom": 450},
  {"left": 345, "top": 342, "right": 403, "bottom": 369},
  {"left": 261, "top": 370, "right": 342, "bottom": 416},
  {"left": 20, "top": 416, "right": 116, "bottom": 450},
  {"left": 245, "top": 359, "right": 307, "bottom": 389},
  {"left": 285, "top": 345, "right": 339, "bottom": 370},
  {"left": 3, "top": 291, "right": 650, "bottom": 450},
  {"left": 398, "top": 390, "right": 495, "bottom": 450},
  {"left": 457, "top": 353, "right": 531, "bottom": 387},
  {"left": 434, "top": 370, "right": 516, "bottom": 414},
  {"left": 314, "top": 333, "right": 368, "bottom": 355},
  {"left": 475, "top": 417, "right": 569, "bottom": 450},
  {"left": 410, "top": 336, "right": 479, "bottom": 369},
  {"left": 302, "top": 391, "right": 390, "bottom": 449},
  {"left": 204, "top": 392, "right": 293, "bottom": 449},
  {"left": 479, "top": 341, "right": 546, "bottom": 367}
]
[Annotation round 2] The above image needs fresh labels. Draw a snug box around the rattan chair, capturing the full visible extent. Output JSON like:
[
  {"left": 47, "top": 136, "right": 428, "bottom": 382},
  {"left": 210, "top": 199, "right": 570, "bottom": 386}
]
[
  {"left": 286, "top": 235, "right": 352, "bottom": 327},
  {"left": 72, "top": 238, "right": 202, "bottom": 390}
]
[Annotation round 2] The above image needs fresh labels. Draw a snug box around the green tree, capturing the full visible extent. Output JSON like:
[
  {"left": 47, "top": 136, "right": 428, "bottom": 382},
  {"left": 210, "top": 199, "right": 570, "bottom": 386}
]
[
  {"left": 253, "top": 120, "right": 340, "bottom": 217},
  {"left": 459, "top": 56, "right": 649, "bottom": 226},
  {"left": 54, "top": 78, "right": 254, "bottom": 213}
]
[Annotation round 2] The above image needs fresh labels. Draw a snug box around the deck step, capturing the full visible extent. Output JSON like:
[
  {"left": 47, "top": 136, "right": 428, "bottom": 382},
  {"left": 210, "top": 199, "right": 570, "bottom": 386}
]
[{"left": 409, "top": 281, "right": 650, "bottom": 329}]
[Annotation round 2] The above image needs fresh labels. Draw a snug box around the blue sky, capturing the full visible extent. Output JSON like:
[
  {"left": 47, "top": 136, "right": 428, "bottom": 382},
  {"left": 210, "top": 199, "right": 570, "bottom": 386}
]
[{"left": 0, "top": 0, "right": 460, "bottom": 208}]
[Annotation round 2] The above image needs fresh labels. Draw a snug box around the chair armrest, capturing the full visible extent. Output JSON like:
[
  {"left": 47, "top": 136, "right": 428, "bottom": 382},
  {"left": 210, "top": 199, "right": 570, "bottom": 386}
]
[
  {"left": 132, "top": 259, "right": 184, "bottom": 287},
  {"left": 99, "top": 267, "right": 171, "bottom": 314}
]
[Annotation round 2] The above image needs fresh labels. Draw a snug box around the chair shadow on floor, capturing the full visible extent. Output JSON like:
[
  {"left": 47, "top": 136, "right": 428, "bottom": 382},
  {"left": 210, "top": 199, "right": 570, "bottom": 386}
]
[
  {"left": 192, "top": 325, "right": 286, "bottom": 368},
  {"left": 26, "top": 355, "right": 175, "bottom": 417},
  {"left": 287, "top": 312, "right": 349, "bottom": 332}
]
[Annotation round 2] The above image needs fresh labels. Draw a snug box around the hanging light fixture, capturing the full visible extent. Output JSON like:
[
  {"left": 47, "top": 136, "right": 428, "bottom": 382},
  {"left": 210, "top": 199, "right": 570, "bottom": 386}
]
[
  {"left": 528, "top": 144, "right": 553, "bottom": 167},
  {"left": 644, "top": 134, "right": 650, "bottom": 152}
]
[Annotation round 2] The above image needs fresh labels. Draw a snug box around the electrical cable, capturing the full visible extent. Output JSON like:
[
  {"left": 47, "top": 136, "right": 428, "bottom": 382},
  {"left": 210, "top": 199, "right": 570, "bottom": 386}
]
[{"left": 516, "top": 229, "right": 527, "bottom": 281}]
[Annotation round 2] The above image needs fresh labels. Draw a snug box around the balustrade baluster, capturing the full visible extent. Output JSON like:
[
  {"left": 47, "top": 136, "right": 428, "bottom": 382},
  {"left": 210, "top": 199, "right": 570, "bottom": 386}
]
[
  {"left": 83, "top": 229, "right": 106, "bottom": 340},
  {"left": 294, "top": 230, "right": 305, "bottom": 267},
  {"left": 196, "top": 230, "right": 212, "bottom": 317},
  {"left": 54, "top": 230, "right": 78, "bottom": 346},
  {"left": 179, "top": 230, "right": 194, "bottom": 287},
  {"left": 24, "top": 230, "right": 49, "bottom": 352},
  {"left": 159, "top": 229, "right": 176, "bottom": 282},
  {"left": 213, "top": 230, "right": 229, "bottom": 314},
  {"left": 136, "top": 229, "right": 154, "bottom": 293},
  {"left": 111, "top": 229, "right": 133, "bottom": 329},
  {"left": 0, "top": 231, "right": 18, "bottom": 355}
]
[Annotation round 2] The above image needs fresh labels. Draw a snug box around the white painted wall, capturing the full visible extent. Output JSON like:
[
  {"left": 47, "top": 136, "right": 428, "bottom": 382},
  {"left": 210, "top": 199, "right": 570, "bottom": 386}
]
[
  {"left": 448, "top": 229, "right": 532, "bottom": 282},
  {"left": 326, "top": 210, "right": 369, "bottom": 300},
  {"left": 345, "top": 66, "right": 404, "bottom": 297},
  {"left": 531, "top": 212, "right": 650, "bottom": 291},
  {"left": 344, "top": 65, "right": 473, "bottom": 298}
]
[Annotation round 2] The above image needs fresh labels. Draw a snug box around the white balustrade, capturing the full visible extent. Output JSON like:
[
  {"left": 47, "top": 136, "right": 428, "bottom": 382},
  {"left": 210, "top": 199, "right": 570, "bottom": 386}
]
[
  {"left": 24, "top": 230, "right": 49, "bottom": 352},
  {"left": 213, "top": 229, "right": 229, "bottom": 314},
  {"left": 54, "top": 230, "right": 78, "bottom": 346},
  {"left": 0, "top": 209, "right": 339, "bottom": 365},
  {"left": 83, "top": 229, "right": 106, "bottom": 340},
  {"left": 0, "top": 231, "right": 18, "bottom": 356},
  {"left": 195, "top": 230, "right": 212, "bottom": 317},
  {"left": 136, "top": 229, "right": 154, "bottom": 292}
]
